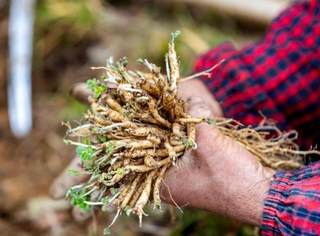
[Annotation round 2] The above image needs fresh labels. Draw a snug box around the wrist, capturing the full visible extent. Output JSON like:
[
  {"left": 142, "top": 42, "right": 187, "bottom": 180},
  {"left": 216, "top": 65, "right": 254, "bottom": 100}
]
[
  {"left": 203, "top": 159, "right": 275, "bottom": 225},
  {"left": 249, "top": 167, "right": 275, "bottom": 225},
  {"left": 224, "top": 166, "right": 275, "bottom": 226}
]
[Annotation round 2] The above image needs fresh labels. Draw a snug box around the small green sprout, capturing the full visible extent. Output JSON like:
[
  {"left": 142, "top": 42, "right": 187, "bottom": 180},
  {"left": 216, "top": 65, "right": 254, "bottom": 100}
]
[
  {"left": 182, "top": 138, "right": 196, "bottom": 149},
  {"left": 76, "top": 146, "right": 95, "bottom": 170},
  {"left": 207, "top": 118, "right": 216, "bottom": 125},
  {"left": 67, "top": 188, "right": 91, "bottom": 211},
  {"left": 86, "top": 78, "right": 107, "bottom": 99},
  {"left": 76, "top": 146, "right": 95, "bottom": 161}
]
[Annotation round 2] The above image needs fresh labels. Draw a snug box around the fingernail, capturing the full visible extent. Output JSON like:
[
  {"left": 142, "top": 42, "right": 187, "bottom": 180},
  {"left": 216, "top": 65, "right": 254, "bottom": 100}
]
[
  {"left": 71, "top": 83, "right": 92, "bottom": 105},
  {"left": 186, "top": 96, "right": 203, "bottom": 104}
]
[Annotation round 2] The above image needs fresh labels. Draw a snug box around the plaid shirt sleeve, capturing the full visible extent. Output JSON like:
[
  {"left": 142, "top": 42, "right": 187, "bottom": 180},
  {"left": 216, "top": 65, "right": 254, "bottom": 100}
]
[
  {"left": 194, "top": 0, "right": 320, "bottom": 149},
  {"left": 194, "top": 0, "right": 320, "bottom": 235},
  {"left": 261, "top": 161, "right": 320, "bottom": 235}
]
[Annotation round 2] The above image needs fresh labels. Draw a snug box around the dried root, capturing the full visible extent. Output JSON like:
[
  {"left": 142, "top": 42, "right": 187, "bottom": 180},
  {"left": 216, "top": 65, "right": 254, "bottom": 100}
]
[{"left": 64, "top": 32, "right": 319, "bottom": 232}]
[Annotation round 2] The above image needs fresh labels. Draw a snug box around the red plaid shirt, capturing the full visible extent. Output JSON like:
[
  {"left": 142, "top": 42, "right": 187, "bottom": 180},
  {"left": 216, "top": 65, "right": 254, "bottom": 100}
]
[{"left": 194, "top": 0, "right": 320, "bottom": 235}]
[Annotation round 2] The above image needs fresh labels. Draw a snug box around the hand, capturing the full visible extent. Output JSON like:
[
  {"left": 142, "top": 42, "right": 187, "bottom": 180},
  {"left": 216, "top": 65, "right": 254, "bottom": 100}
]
[
  {"left": 160, "top": 97, "right": 275, "bottom": 225},
  {"left": 50, "top": 79, "right": 223, "bottom": 199},
  {"left": 51, "top": 79, "right": 271, "bottom": 225}
]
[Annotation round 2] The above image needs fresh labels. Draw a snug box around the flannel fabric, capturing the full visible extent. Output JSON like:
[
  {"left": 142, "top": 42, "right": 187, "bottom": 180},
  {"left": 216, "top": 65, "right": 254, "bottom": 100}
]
[
  {"left": 194, "top": 0, "right": 320, "bottom": 149},
  {"left": 262, "top": 161, "right": 320, "bottom": 235},
  {"left": 194, "top": 0, "right": 320, "bottom": 235}
]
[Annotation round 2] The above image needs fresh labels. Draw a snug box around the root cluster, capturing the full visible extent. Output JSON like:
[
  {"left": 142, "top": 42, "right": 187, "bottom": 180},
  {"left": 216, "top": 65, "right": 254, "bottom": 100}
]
[{"left": 64, "top": 32, "right": 317, "bottom": 230}]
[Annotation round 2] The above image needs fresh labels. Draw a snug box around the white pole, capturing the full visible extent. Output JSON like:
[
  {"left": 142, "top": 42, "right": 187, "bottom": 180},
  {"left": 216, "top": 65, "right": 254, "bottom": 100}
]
[{"left": 8, "top": 0, "right": 35, "bottom": 137}]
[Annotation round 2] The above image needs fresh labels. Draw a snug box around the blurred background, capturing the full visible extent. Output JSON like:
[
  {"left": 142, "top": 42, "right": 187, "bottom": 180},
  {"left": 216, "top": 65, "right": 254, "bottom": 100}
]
[{"left": 0, "top": 0, "right": 293, "bottom": 235}]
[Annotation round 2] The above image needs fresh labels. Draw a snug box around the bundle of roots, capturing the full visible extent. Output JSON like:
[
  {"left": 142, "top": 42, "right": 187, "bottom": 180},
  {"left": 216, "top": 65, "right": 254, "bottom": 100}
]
[{"left": 64, "top": 32, "right": 317, "bottom": 231}]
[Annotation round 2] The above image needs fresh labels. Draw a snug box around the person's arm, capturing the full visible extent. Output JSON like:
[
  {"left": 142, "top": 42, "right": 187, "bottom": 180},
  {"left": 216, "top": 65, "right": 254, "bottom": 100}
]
[{"left": 195, "top": 0, "right": 320, "bottom": 149}]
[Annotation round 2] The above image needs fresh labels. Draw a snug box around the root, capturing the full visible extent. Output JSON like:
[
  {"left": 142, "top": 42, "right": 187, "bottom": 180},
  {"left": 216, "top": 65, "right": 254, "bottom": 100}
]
[
  {"left": 179, "top": 59, "right": 225, "bottom": 82},
  {"left": 133, "top": 170, "right": 156, "bottom": 226},
  {"left": 164, "top": 140, "right": 177, "bottom": 162},
  {"left": 120, "top": 174, "right": 142, "bottom": 209},
  {"left": 153, "top": 164, "right": 170, "bottom": 210}
]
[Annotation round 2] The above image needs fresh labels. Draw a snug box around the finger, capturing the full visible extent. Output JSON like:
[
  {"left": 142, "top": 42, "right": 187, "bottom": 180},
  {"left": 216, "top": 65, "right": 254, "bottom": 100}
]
[
  {"left": 160, "top": 98, "right": 213, "bottom": 206},
  {"left": 49, "top": 157, "right": 89, "bottom": 199},
  {"left": 70, "top": 83, "right": 93, "bottom": 105},
  {"left": 160, "top": 151, "right": 197, "bottom": 206},
  {"left": 178, "top": 79, "right": 223, "bottom": 117},
  {"left": 186, "top": 96, "right": 213, "bottom": 119},
  {"left": 72, "top": 207, "right": 91, "bottom": 222}
]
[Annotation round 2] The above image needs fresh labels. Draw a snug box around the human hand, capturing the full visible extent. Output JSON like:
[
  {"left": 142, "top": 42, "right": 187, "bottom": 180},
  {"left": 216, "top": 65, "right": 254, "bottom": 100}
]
[
  {"left": 160, "top": 97, "right": 275, "bottom": 225},
  {"left": 50, "top": 79, "right": 223, "bottom": 199},
  {"left": 51, "top": 79, "right": 263, "bottom": 224}
]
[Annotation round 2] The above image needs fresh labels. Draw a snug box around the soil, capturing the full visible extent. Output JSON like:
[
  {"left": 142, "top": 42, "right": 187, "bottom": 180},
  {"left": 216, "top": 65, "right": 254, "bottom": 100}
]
[{"left": 0, "top": 11, "right": 92, "bottom": 234}]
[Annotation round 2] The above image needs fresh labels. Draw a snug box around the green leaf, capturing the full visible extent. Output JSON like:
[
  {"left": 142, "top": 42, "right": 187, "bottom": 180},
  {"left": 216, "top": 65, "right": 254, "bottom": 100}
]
[
  {"left": 67, "top": 188, "right": 91, "bottom": 211},
  {"left": 86, "top": 78, "right": 107, "bottom": 99},
  {"left": 75, "top": 146, "right": 95, "bottom": 170},
  {"left": 86, "top": 78, "right": 98, "bottom": 91},
  {"left": 76, "top": 146, "right": 95, "bottom": 161}
]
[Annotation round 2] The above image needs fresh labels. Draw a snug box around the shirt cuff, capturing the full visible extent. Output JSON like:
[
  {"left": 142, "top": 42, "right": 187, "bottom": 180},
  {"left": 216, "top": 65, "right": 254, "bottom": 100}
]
[
  {"left": 261, "top": 171, "right": 291, "bottom": 235},
  {"left": 261, "top": 162, "right": 320, "bottom": 235}
]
